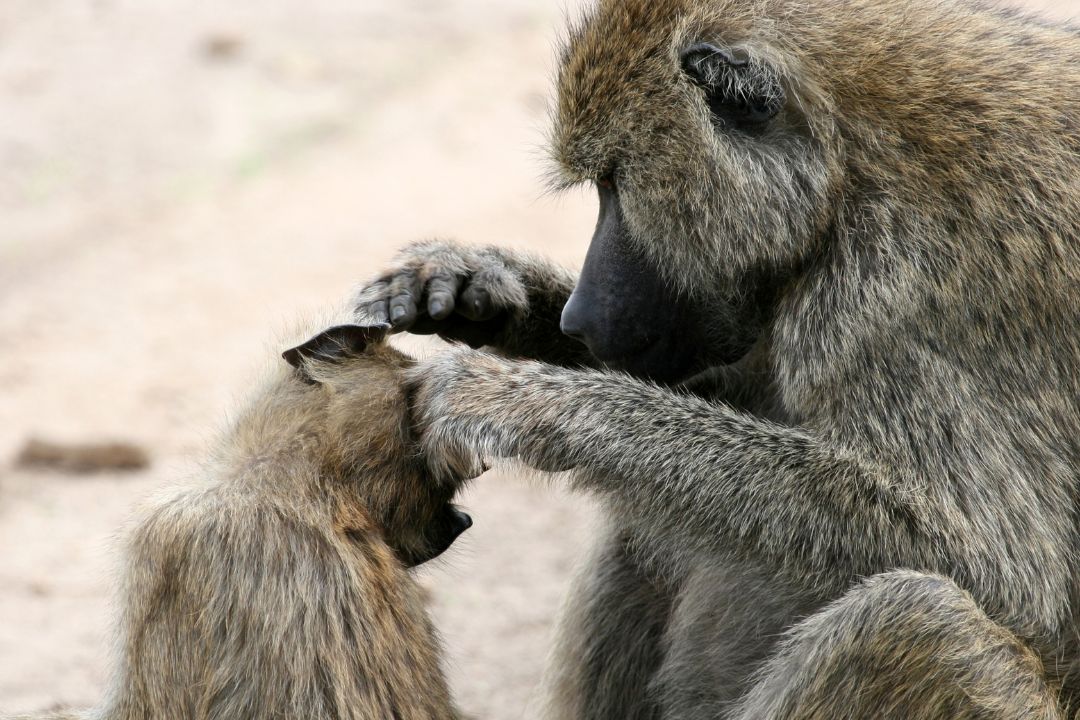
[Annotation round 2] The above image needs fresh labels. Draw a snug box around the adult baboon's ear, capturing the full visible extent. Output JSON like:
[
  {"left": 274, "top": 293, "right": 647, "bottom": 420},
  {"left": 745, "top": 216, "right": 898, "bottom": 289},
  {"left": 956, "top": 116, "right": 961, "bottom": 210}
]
[{"left": 282, "top": 324, "right": 390, "bottom": 371}]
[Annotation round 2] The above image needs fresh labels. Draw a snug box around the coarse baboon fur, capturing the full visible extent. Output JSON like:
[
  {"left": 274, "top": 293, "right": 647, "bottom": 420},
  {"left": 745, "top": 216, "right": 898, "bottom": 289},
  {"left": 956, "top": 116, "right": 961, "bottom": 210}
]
[
  {"left": 358, "top": 0, "right": 1080, "bottom": 717},
  {"left": 7, "top": 322, "right": 466, "bottom": 720}
]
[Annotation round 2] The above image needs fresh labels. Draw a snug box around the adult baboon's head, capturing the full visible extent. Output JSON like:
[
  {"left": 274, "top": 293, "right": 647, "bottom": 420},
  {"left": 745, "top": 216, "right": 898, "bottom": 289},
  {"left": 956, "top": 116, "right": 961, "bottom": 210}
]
[{"left": 552, "top": 0, "right": 840, "bottom": 383}]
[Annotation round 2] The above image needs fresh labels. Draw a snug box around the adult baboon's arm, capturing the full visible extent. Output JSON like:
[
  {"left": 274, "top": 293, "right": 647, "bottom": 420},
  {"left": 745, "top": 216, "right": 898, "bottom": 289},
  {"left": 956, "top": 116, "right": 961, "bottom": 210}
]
[{"left": 412, "top": 349, "right": 1067, "bottom": 631}]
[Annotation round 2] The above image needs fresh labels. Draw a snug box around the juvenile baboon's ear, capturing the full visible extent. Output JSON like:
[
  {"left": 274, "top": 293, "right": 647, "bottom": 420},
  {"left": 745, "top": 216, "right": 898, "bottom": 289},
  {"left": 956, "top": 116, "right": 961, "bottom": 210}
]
[{"left": 282, "top": 324, "right": 390, "bottom": 371}]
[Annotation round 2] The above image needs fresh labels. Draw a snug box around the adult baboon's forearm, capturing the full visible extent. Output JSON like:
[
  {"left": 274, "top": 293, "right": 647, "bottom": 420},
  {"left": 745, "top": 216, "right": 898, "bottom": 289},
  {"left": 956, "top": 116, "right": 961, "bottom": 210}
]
[
  {"left": 538, "top": 372, "right": 933, "bottom": 593},
  {"left": 419, "top": 353, "right": 1004, "bottom": 601},
  {"left": 527, "top": 370, "right": 1065, "bottom": 631},
  {"left": 488, "top": 249, "right": 594, "bottom": 367}
]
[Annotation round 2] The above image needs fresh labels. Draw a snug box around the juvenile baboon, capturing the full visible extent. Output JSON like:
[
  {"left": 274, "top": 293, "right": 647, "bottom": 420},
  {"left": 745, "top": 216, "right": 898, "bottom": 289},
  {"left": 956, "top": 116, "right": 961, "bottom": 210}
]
[
  {"left": 357, "top": 0, "right": 1080, "bottom": 716},
  {"left": 9, "top": 323, "right": 468, "bottom": 720}
]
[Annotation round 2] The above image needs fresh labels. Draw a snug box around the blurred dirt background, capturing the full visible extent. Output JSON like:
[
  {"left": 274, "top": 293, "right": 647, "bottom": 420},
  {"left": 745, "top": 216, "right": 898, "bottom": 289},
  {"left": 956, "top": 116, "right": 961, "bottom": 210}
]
[{"left": 0, "top": 0, "right": 1075, "bottom": 717}]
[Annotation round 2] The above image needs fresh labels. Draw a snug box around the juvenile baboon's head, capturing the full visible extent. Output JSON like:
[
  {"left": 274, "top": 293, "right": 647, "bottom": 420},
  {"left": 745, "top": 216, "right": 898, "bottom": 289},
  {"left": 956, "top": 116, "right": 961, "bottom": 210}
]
[
  {"left": 283, "top": 324, "right": 471, "bottom": 567},
  {"left": 552, "top": 0, "right": 840, "bottom": 382}
]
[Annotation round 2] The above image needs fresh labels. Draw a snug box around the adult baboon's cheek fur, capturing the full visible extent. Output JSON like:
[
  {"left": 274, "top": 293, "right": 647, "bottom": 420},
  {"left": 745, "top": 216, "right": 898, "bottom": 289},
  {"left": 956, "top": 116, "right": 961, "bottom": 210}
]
[{"left": 615, "top": 131, "right": 834, "bottom": 296}]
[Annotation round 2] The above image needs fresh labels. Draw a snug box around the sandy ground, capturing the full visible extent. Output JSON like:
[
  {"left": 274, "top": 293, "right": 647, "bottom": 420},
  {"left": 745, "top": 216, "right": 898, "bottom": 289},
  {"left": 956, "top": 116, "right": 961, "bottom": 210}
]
[{"left": 0, "top": 0, "right": 1076, "bottom": 718}]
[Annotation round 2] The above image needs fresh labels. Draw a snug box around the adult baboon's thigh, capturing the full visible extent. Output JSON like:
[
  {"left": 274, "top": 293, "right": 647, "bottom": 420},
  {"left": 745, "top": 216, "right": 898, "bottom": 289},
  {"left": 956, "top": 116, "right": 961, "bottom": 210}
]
[{"left": 732, "top": 571, "right": 1061, "bottom": 720}]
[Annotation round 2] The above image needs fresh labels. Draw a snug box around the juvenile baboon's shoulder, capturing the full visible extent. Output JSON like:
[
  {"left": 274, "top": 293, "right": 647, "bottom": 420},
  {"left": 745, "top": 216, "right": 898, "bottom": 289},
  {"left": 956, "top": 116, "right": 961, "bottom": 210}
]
[{"left": 124, "top": 482, "right": 330, "bottom": 587}]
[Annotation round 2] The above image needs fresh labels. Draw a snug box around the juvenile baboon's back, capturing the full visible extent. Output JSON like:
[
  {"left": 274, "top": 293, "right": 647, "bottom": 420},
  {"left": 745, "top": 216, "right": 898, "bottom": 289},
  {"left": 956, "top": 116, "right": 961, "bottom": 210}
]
[{"left": 109, "top": 486, "right": 448, "bottom": 719}]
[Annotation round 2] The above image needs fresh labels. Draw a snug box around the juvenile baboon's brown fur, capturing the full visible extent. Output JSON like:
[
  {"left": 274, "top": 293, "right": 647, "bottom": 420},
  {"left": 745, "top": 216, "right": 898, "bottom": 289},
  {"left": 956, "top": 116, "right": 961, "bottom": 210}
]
[
  {"left": 360, "top": 0, "right": 1080, "bottom": 717},
  {"left": 9, "top": 323, "right": 463, "bottom": 720}
]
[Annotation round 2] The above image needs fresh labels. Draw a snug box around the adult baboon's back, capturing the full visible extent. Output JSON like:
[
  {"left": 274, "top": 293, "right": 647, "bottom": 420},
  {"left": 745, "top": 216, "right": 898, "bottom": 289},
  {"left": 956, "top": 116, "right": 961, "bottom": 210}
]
[{"left": 360, "top": 0, "right": 1080, "bottom": 716}]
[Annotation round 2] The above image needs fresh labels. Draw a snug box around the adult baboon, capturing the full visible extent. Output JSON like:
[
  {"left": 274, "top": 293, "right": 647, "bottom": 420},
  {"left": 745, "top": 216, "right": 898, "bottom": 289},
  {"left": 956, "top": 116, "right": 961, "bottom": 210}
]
[
  {"left": 9, "top": 323, "right": 468, "bottom": 720},
  {"left": 357, "top": 0, "right": 1080, "bottom": 717}
]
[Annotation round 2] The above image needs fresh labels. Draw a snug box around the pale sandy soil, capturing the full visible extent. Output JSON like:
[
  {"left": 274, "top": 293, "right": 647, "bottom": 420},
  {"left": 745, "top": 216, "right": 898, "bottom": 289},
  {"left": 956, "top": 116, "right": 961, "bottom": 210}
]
[{"left": 0, "top": 1, "right": 1075, "bottom": 718}]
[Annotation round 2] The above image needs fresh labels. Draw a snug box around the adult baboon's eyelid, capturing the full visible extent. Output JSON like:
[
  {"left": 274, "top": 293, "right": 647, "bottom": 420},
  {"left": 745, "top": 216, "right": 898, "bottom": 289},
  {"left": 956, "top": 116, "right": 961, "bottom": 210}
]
[
  {"left": 682, "top": 42, "right": 748, "bottom": 75},
  {"left": 703, "top": 48, "right": 740, "bottom": 66}
]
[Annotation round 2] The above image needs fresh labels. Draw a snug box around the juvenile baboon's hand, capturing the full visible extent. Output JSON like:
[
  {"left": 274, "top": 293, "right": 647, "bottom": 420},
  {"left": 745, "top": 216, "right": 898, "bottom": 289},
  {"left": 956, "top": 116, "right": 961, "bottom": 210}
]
[
  {"left": 408, "top": 348, "right": 579, "bottom": 477},
  {"left": 355, "top": 240, "right": 530, "bottom": 349}
]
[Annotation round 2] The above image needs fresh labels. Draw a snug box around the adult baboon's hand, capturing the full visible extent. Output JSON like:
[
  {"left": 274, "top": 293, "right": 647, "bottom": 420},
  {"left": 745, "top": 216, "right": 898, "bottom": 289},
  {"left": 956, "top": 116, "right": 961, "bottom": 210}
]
[
  {"left": 407, "top": 348, "right": 579, "bottom": 476},
  {"left": 355, "top": 240, "right": 530, "bottom": 349}
]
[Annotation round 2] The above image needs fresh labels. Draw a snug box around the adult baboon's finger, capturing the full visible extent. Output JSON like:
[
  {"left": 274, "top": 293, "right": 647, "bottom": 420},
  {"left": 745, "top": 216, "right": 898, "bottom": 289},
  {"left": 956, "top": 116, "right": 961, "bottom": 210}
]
[
  {"left": 426, "top": 271, "right": 461, "bottom": 321},
  {"left": 365, "top": 299, "right": 391, "bottom": 326},
  {"left": 458, "top": 284, "right": 498, "bottom": 322},
  {"left": 387, "top": 271, "right": 422, "bottom": 329},
  {"left": 355, "top": 279, "right": 392, "bottom": 325}
]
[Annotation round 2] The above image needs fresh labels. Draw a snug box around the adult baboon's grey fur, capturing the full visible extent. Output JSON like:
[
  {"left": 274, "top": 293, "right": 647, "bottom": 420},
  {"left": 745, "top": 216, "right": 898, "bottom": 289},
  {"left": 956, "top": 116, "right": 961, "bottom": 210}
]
[
  {"left": 9, "top": 323, "right": 467, "bottom": 720},
  {"left": 358, "top": 0, "right": 1079, "bottom": 716}
]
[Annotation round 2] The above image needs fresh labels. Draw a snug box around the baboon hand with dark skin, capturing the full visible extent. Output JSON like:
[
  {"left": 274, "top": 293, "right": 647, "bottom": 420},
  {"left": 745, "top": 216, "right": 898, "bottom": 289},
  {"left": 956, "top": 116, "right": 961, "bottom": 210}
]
[
  {"left": 364, "top": 0, "right": 1080, "bottom": 717},
  {"left": 355, "top": 239, "right": 592, "bottom": 368}
]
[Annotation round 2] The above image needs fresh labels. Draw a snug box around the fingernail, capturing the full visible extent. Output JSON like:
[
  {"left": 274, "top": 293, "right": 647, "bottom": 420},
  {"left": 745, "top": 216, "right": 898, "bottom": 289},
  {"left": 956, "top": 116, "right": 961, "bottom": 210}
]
[
  {"left": 391, "top": 307, "right": 407, "bottom": 323},
  {"left": 430, "top": 299, "right": 445, "bottom": 317}
]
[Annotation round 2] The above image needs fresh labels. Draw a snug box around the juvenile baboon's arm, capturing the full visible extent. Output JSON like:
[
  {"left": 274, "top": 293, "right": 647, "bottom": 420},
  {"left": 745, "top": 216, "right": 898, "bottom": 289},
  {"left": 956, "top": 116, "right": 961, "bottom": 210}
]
[
  {"left": 412, "top": 350, "right": 1063, "bottom": 627},
  {"left": 356, "top": 240, "right": 594, "bottom": 367}
]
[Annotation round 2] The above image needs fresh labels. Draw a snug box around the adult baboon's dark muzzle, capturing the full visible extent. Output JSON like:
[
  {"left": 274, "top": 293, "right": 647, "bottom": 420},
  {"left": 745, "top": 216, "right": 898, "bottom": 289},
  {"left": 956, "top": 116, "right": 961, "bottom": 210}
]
[{"left": 561, "top": 184, "right": 703, "bottom": 383}]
